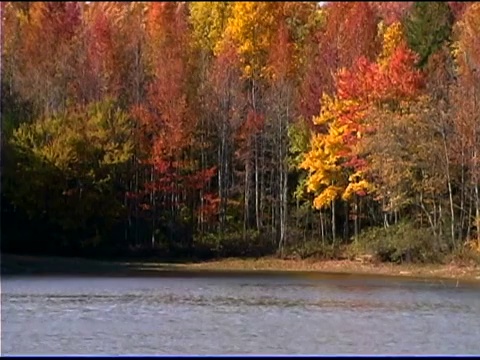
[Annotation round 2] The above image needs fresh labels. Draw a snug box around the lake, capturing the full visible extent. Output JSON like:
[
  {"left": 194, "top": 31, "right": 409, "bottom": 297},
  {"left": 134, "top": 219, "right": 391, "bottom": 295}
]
[{"left": 2, "top": 272, "right": 480, "bottom": 355}]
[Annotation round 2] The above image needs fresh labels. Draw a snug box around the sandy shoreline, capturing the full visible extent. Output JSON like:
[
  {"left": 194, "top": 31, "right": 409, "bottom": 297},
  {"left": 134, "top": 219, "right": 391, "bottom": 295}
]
[{"left": 2, "top": 254, "right": 480, "bottom": 284}]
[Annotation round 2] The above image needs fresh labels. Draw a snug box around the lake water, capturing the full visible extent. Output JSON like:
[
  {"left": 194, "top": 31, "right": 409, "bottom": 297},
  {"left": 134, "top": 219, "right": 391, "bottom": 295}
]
[{"left": 2, "top": 272, "right": 480, "bottom": 355}]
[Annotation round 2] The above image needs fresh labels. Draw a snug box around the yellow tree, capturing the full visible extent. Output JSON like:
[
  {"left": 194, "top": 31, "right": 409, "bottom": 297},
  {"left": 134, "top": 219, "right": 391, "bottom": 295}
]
[
  {"left": 222, "top": 2, "right": 279, "bottom": 80},
  {"left": 189, "top": 2, "right": 232, "bottom": 55},
  {"left": 300, "top": 94, "right": 370, "bottom": 243},
  {"left": 300, "top": 20, "right": 422, "bottom": 243}
]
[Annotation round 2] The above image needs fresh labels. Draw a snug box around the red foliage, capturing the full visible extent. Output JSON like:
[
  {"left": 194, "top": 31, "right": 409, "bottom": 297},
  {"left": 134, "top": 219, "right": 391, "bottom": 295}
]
[
  {"left": 384, "top": 44, "right": 424, "bottom": 99},
  {"left": 84, "top": 4, "right": 122, "bottom": 101},
  {"left": 337, "top": 44, "right": 423, "bottom": 103},
  {"left": 333, "top": 42, "right": 424, "bottom": 176},
  {"left": 324, "top": 2, "right": 379, "bottom": 70},
  {"left": 132, "top": 2, "right": 218, "bottom": 217},
  {"left": 299, "top": 2, "right": 379, "bottom": 120},
  {"left": 197, "top": 193, "right": 221, "bottom": 224},
  {"left": 448, "top": 2, "right": 470, "bottom": 20},
  {"left": 244, "top": 110, "right": 265, "bottom": 136},
  {"left": 370, "top": 2, "right": 413, "bottom": 25},
  {"left": 267, "top": 21, "right": 294, "bottom": 82},
  {"left": 140, "top": 2, "right": 191, "bottom": 159},
  {"left": 187, "top": 167, "right": 217, "bottom": 191}
]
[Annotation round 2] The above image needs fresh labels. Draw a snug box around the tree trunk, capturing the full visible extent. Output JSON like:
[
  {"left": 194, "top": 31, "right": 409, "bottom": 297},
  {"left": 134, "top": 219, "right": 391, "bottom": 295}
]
[
  {"left": 320, "top": 211, "right": 325, "bottom": 248},
  {"left": 354, "top": 196, "right": 359, "bottom": 245},
  {"left": 151, "top": 167, "right": 155, "bottom": 249},
  {"left": 467, "top": 186, "right": 473, "bottom": 240},
  {"left": 244, "top": 149, "right": 251, "bottom": 240},
  {"left": 331, "top": 200, "right": 336, "bottom": 246},
  {"left": 442, "top": 127, "right": 456, "bottom": 247},
  {"left": 459, "top": 144, "right": 466, "bottom": 241},
  {"left": 419, "top": 192, "right": 437, "bottom": 239},
  {"left": 255, "top": 136, "right": 260, "bottom": 230},
  {"left": 344, "top": 201, "right": 349, "bottom": 241}
]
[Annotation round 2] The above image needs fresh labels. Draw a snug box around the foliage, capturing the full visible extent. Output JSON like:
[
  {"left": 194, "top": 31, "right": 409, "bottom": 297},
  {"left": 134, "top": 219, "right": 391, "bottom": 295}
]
[
  {"left": 2, "top": 1, "right": 480, "bottom": 264},
  {"left": 4, "top": 99, "right": 133, "bottom": 247},
  {"left": 403, "top": 2, "right": 454, "bottom": 68},
  {"left": 349, "top": 221, "right": 441, "bottom": 264}
]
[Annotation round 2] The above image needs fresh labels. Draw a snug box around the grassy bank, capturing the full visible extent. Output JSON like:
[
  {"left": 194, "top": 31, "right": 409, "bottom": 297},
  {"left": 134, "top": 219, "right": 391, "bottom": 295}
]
[{"left": 2, "top": 253, "right": 480, "bottom": 283}]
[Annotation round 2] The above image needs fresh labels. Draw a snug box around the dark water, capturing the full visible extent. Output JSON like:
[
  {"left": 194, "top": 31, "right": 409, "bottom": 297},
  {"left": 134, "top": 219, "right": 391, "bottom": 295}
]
[{"left": 2, "top": 273, "right": 480, "bottom": 355}]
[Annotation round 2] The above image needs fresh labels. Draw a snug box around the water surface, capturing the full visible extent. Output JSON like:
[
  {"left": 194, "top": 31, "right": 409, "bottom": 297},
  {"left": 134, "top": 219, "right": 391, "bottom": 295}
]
[{"left": 2, "top": 273, "right": 480, "bottom": 355}]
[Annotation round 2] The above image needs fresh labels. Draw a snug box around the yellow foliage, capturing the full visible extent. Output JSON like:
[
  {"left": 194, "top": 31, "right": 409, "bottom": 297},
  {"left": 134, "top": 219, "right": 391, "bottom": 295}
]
[
  {"left": 314, "top": 94, "right": 361, "bottom": 126},
  {"left": 378, "top": 21, "right": 404, "bottom": 68},
  {"left": 465, "top": 237, "right": 480, "bottom": 254},
  {"left": 222, "top": 2, "right": 279, "bottom": 79},
  {"left": 342, "top": 174, "right": 374, "bottom": 201},
  {"left": 452, "top": 3, "right": 480, "bottom": 77},
  {"left": 189, "top": 2, "right": 232, "bottom": 53},
  {"left": 313, "top": 185, "right": 343, "bottom": 210},
  {"left": 300, "top": 93, "right": 371, "bottom": 210}
]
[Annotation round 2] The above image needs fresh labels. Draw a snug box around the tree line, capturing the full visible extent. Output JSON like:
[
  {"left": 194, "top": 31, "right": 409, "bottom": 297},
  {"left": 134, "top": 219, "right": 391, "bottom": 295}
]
[{"left": 1, "top": 2, "right": 479, "bottom": 263}]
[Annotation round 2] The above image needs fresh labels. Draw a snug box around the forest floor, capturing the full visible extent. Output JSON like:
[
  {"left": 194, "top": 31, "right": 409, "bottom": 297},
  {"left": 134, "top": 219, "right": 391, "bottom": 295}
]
[{"left": 2, "top": 253, "right": 480, "bottom": 284}]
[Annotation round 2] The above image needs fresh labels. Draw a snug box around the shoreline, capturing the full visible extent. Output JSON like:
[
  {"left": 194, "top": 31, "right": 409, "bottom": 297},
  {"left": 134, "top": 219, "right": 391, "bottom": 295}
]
[{"left": 2, "top": 254, "right": 480, "bottom": 284}]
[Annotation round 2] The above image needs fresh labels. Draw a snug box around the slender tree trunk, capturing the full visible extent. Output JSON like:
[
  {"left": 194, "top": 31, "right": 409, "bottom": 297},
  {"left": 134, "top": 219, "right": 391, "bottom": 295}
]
[
  {"left": 279, "top": 141, "right": 288, "bottom": 252},
  {"left": 244, "top": 149, "right": 250, "bottom": 240},
  {"left": 255, "top": 136, "right": 260, "bottom": 230},
  {"left": 442, "top": 128, "right": 456, "bottom": 247},
  {"left": 474, "top": 148, "right": 480, "bottom": 241},
  {"left": 475, "top": 181, "right": 479, "bottom": 241},
  {"left": 420, "top": 192, "right": 437, "bottom": 239},
  {"left": 383, "top": 197, "right": 389, "bottom": 229},
  {"left": 151, "top": 168, "right": 155, "bottom": 249},
  {"left": 460, "top": 145, "right": 466, "bottom": 241},
  {"left": 467, "top": 186, "right": 473, "bottom": 240},
  {"left": 354, "top": 195, "right": 359, "bottom": 245},
  {"left": 439, "top": 202, "right": 443, "bottom": 239},
  {"left": 474, "top": 83, "right": 479, "bottom": 241},
  {"left": 344, "top": 202, "right": 349, "bottom": 241},
  {"left": 135, "top": 158, "right": 139, "bottom": 247},
  {"left": 271, "top": 202, "right": 275, "bottom": 244},
  {"left": 218, "top": 122, "right": 225, "bottom": 237},
  {"left": 331, "top": 200, "right": 336, "bottom": 246},
  {"left": 320, "top": 211, "right": 325, "bottom": 248},
  {"left": 124, "top": 191, "right": 129, "bottom": 244}
]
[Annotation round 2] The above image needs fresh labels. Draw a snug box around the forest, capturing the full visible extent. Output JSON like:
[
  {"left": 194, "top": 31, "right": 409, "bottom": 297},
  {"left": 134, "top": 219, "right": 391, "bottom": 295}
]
[{"left": 1, "top": 2, "right": 479, "bottom": 264}]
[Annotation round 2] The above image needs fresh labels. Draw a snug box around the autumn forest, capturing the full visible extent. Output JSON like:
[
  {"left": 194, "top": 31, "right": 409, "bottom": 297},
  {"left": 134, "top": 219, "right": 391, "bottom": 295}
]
[{"left": 1, "top": 2, "right": 479, "bottom": 264}]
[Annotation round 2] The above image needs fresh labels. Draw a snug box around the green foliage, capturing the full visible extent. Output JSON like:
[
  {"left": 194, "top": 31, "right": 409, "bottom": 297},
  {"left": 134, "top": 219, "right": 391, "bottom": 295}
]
[
  {"left": 403, "top": 2, "right": 454, "bottom": 67},
  {"left": 4, "top": 99, "right": 134, "bottom": 248},
  {"left": 189, "top": 2, "right": 232, "bottom": 53},
  {"left": 348, "top": 220, "right": 441, "bottom": 263},
  {"left": 2, "top": 1, "right": 478, "bottom": 264},
  {"left": 11, "top": 99, "right": 133, "bottom": 184},
  {"left": 283, "top": 240, "right": 341, "bottom": 260},
  {"left": 288, "top": 120, "right": 311, "bottom": 201},
  {"left": 1, "top": 83, "right": 35, "bottom": 138},
  {"left": 288, "top": 120, "right": 310, "bottom": 169},
  {"left": 194, "top": 230, "right": 273, "bottom": 258}
]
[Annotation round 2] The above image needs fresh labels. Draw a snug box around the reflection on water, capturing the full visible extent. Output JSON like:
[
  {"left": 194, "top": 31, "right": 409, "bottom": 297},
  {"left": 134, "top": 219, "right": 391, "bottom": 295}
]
[{"left": 2, "top": 274, "right": 480, "bottom": 355}]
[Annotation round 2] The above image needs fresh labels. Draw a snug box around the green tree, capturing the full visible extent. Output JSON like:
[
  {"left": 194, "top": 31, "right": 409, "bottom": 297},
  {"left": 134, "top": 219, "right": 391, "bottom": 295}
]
[
  {"left": 4, "top": 100, "right": 134, "bottom": 252},
  {"left": 403, "top": 2, "right": 454, "bottom": 68}
]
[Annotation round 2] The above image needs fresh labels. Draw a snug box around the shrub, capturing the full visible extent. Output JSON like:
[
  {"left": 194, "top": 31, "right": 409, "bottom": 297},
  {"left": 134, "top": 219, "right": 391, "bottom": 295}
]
[
  {"left": 349, "top": 220, "right": 442, "bottom": 263},
  {"left": 447, "top": 239, "right": 480, "bottom": 266},
  {"left": 193, "top": 230, "right": 274, "bottom": 258},
  {"left": 283, "top": 240, "right": 343, "bottom": 260}
]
